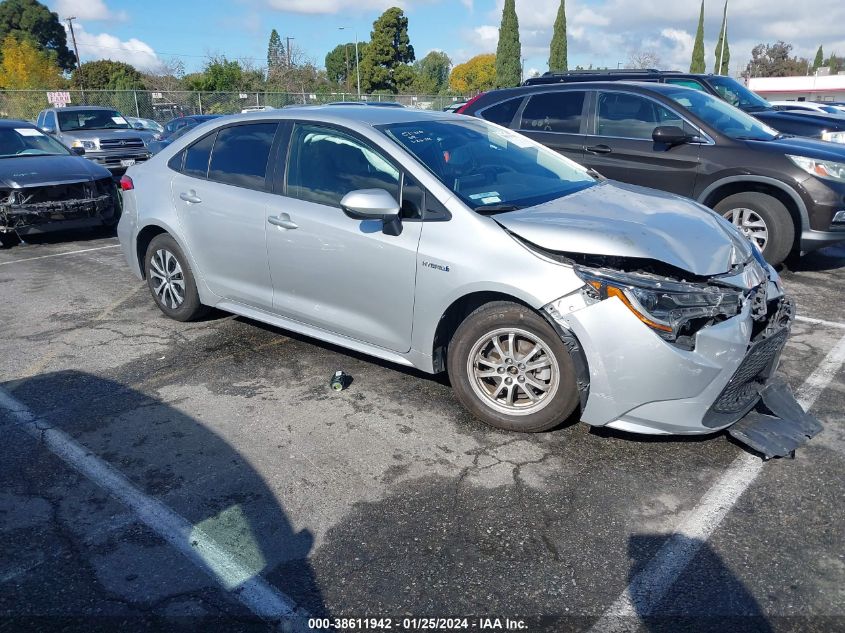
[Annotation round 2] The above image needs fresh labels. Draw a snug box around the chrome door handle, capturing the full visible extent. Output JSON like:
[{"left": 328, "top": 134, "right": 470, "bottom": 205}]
[
  {"left": 268, "top": 213, "right": 298, "bottom": 229},
  {"left": 179, "top": 191, "right": 202, "bottom": 204},
  {"left": 586, "top": 145, "right": 613, "bottom": 155}
]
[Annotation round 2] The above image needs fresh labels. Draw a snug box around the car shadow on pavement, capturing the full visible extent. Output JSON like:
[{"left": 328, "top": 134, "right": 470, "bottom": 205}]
[
  {"left": 628, "top": 534, "right": 772, "bottom": 633},
  {"left": 0, "top": 371, "right": 327, "bottom": 630},
  {"left": 782, "top": 244, "right": 845, "bottom": 274}
]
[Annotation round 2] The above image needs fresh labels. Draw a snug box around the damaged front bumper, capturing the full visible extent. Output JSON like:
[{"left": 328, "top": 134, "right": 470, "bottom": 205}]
[
  {"left": 1, "top": 180, "right": 119, "bottom": 236},
  {"left": 545, "top": 279, "right": 822, "bottom": 458}
]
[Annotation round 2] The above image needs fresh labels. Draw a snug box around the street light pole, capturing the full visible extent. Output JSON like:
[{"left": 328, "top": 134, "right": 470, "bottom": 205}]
[{"left": 66, "top": 16, "right": 85, "bottom": 102}]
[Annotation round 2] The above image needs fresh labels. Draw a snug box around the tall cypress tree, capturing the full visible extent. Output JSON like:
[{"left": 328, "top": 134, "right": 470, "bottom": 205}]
[
  {"left": 690, "top": 0, "right": 705, "bottom": 73},
  {"left": 813, "top": 45, "right": 824, "bottom": 71},
  {"left": 267, "top": 29, "right": 285, "bottom": 72},
  {"left": 713, "top": 1, "right": 730, "bottom": 75},
  {"left": 548, "top": 0, "right": 567, "bottom": 72},
  {"left": 495, "top": 0, "right": 522, "bottom": 88}
]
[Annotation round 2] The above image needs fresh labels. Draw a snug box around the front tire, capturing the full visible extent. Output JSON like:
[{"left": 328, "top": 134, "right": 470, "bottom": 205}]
[
  {"left": 715, "top": 192, "right": 794, "bottom": 266},
  {"left": 144, "top": 233, "right": 208, "bottom": 322},
  {"left": 447, "top": 301, "right": 580, "bottom": 432}
]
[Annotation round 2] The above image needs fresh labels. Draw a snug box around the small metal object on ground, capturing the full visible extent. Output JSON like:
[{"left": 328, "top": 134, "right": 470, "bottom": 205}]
[{"left": 330, "top": 370, "right": 351, "bottom": 391}]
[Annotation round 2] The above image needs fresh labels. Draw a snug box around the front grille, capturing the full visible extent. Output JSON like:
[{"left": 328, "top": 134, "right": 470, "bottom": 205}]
[
  {"left": 99, "top": 137, "right": 144, "bottom": 149},
  {"left": 704, "top": 329, "right": 788, "bottom": 427}
]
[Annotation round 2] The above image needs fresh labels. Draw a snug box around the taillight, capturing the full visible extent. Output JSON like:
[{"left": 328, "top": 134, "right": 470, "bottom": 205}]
[
  {"left": 455, "top": 92, "right": 485, "bottom": 115},
  {"left": 119, "top": 175, "right": 134, "bottom": 191}
]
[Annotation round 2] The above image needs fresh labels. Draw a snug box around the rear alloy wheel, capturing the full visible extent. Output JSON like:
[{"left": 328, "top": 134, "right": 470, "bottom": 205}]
[
  {"left": 714, "top": 192, "right": 794, "bottom": 266},
  {"left": 144, "top": 233, "right": 208, "bottom": 322},
  {"left": 447, "top": 301, "right": 580, "bottom": 432}
]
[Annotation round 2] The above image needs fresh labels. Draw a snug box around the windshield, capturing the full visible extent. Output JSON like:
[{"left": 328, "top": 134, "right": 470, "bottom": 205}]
[
  {"left": 58, "top": 109, "right": 131, "bottom": 131},
  {"left": 380, "top": 118, "right": 595, "bottom": 211},
  {"left": 0, "top": 127, "right": 71, "bottom": 158},
  {"left": 707, "top": 76, "right": 771, "bottom": 112},
  {"left": 664, "top": 87, "right": 779, "bottom": 141}
]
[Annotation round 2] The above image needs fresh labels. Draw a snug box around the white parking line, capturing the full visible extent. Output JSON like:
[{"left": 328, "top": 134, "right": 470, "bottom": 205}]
[
  {"left": 796, "top": 315, "right": 845, "bottom": 330},
  {"left": 0, "top": 244, "right": 120, "bottom": 267},
  {"left": 590, "top": 333, "right": 845, "bottom": 632},
  {"left": 0, "top": 387, "right": 309, "bottom": 631}
]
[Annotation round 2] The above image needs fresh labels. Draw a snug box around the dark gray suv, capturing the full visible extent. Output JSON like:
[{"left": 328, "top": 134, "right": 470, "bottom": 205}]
[
  {"left": 461, "top": 82, "right": 845, "bottom": 265},
  {"left": 36, "top": 106, "right": 152, "bottom": 175}
]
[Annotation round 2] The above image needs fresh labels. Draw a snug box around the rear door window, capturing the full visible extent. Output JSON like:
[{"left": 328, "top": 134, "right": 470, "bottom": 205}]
[
  {"left": 519, "top": 91, "right": 586, "bottom": 134},
  {"left": 480, "top": 98, "right": 523, "bottom": 127},
  {"left": 595, "top": 92, "right": 689, "bottom": 139},
  {"left": 208, "top": 123, "right": 278, "bottom": 190},
  {"left": 182, "top": 132, "right": 217, "bottom": 179}
]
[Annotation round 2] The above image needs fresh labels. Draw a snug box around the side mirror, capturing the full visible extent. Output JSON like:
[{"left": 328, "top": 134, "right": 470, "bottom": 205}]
[
  {"left": 70, "top": 146, "right": 85, "bottom": 156},
  {"left": 41, "top": 125, "right": 56, "bottom": 134},
  {"left": 652, "top": 125, "right": 693, "bottom": 147},
  {"left": 340, "top": 189, "right": 402, "bottom": 236},
  {"left": 133, "top": 122, "right": 144, "bottom": 129}
]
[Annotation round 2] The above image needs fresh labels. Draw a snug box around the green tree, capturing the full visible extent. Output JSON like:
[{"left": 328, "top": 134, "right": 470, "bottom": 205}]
[
  {"left": 813, "top": 46, "right": 824, "bottom": 71},
  {"left": 548, "top": 0, "right": 567, "bottom": 72},
  {"left": 690, "top": 0, "right": 705, "bottom": 73},
  {"left": 450, "top": 53, "right": 496, "bottom": 94},
  {"left": 325, "top": 42, "right": 361, "bottom": 88},
  {"left": 71, "top": 60, "right": 144, "bottom": 90},
  {"left": 713, "top": 0, "right": 730, "bottom": 75},
  {"left": 267, "top": 29, "right": 285, "bottom": 72},
  {"left": 0, "top": 0, "right": 75, "bottom": 70},
  {"left": 186, "top": 56, "right": 263, "bottom": 92},
  {"left": 413, "top": 50, "right": 451, "bottom": 94},
  {"left": 359, "top": 7, "right": 415, "bottom": 94},
  {"left": 745, "top": 42, "right": 809, "bottom": 78},
  {"left": 495, "top": 0, "right": 521, "bottom": 87},
  {"left": 827, "top": 53, "right": 843, "bottom": 75}
]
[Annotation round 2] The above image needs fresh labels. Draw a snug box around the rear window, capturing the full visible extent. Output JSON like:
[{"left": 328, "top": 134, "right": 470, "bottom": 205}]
[
  {"left": 208, "top": 123, "right": 278, "bottom": 190},
  {"left": 519, "top": 92, "right": 585, "bottom": 134},
  {"left": 480, "top": 98, "right": 523, "bottom": 127}
]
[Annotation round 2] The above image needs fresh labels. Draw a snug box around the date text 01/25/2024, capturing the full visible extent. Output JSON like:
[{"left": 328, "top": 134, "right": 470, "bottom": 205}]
[{"left": 307, "top": 617, "right": 528, "bottom": 630}]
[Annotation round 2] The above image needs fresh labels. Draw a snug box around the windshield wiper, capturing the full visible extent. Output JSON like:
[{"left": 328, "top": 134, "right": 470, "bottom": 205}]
[{"left": 473, "top": 203, "right": 521, "bottom": 215}]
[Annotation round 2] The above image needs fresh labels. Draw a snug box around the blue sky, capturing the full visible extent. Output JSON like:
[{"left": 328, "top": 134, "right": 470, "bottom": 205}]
[{"left": 46, "top": 0, "right": 845, "bottom": 82}]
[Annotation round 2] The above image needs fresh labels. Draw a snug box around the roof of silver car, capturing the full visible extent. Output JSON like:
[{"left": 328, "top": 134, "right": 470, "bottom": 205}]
[{"left": 222, "top": 105, "right": 458, "bottom": 127}]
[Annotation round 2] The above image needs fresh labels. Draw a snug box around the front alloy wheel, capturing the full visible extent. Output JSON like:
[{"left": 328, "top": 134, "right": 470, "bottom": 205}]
[
  {"left": 467, "top": 327, "right": 560, "bottom": 416},
  {"left": 447, "top": 301, "right": 580, "bottom": 432},
  {"left": 724, "top": 207, "right": 768, "bottom": 252}
]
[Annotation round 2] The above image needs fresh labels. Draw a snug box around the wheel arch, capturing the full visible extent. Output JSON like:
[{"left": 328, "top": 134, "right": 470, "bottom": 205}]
[
  {"left": 431, "top": 290, "right": 591, "bottom": 413},
  {"left": 697, "top": 177, "right": 807, "bottom": 245},
  {"left": 135, "top": 223, "right": 169, "bottom": 279}
]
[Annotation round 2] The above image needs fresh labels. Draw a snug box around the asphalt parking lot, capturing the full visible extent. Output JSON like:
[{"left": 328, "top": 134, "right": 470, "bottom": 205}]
[{"left": 1, "top": 229, "right": 844, "bottom": 632}]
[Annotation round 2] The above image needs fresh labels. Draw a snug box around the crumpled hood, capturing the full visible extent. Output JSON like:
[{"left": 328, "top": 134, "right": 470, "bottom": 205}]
[
  {"left": 494, "top": 181, "right": 752, "bottom": 276},
  {"left": 0, "top": 155, "right": 109, "bottom": 188}
]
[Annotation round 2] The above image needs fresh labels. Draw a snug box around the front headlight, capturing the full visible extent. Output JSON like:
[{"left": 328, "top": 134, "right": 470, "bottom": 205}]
[
  {"left": 573, "top": 267, "right": 743, "bottom": 341},
  {"left": 72, "top": 139, "right": 98, "bottom": 150},
  {"left": 788, "top": 154, "right": 845, "bottom": 182},
  {"left": 821, "top": 131, "right": 845, "bottom": 144}
]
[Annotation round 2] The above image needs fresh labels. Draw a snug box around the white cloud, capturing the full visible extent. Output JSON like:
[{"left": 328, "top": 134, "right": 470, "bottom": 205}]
[
  {"left": 66, "top": 22, "right": 162, "bottom": 72},
  {"left": 52, "top": 0, "right": 126, "bottom": 21},
  {"left": 265, "top": 0, "right": 403, "bottom": 14},
  {"left": 460, "top": 0, "right": 845, "bottom": 76}
]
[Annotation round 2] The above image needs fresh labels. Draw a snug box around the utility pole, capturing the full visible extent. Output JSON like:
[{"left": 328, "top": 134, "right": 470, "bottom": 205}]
[
  {"left": 285, "top": 36, "right": 295, "bottom": 67},
  {"left": 339, "top": 27, "right": 361, "bottom": 99},
  {"left": 66, "top": 16, "right": 85, "bottom": 102}
]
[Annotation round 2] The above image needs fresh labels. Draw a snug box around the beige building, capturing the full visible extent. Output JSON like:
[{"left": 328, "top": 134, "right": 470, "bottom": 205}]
[{"left": 748, "top": 74, "right": 845, "bottom": 102}]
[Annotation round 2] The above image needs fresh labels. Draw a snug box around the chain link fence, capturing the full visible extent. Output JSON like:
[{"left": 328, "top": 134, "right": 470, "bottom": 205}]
[{"left": 0, "top": 90, "right": 469, "bottom": 123}]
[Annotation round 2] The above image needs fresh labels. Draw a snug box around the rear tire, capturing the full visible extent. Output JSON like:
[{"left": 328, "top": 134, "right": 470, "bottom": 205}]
[
  {"left": 447, "top": 301, "right": 580, "bottom": 432},
  {"left": 714, "top": 192, "right": 794, "bottom": 266},
  {"left": 0, "top": 232, "right": 21, "bottom": 249},
  {"left": 144, "top": 233, "right": 208, "bottom": 322}
]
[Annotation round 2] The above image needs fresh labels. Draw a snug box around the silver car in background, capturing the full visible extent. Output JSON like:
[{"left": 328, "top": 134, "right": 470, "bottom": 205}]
[{"left": 117, "top": 108, "right": 821, "bottom": 458}]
